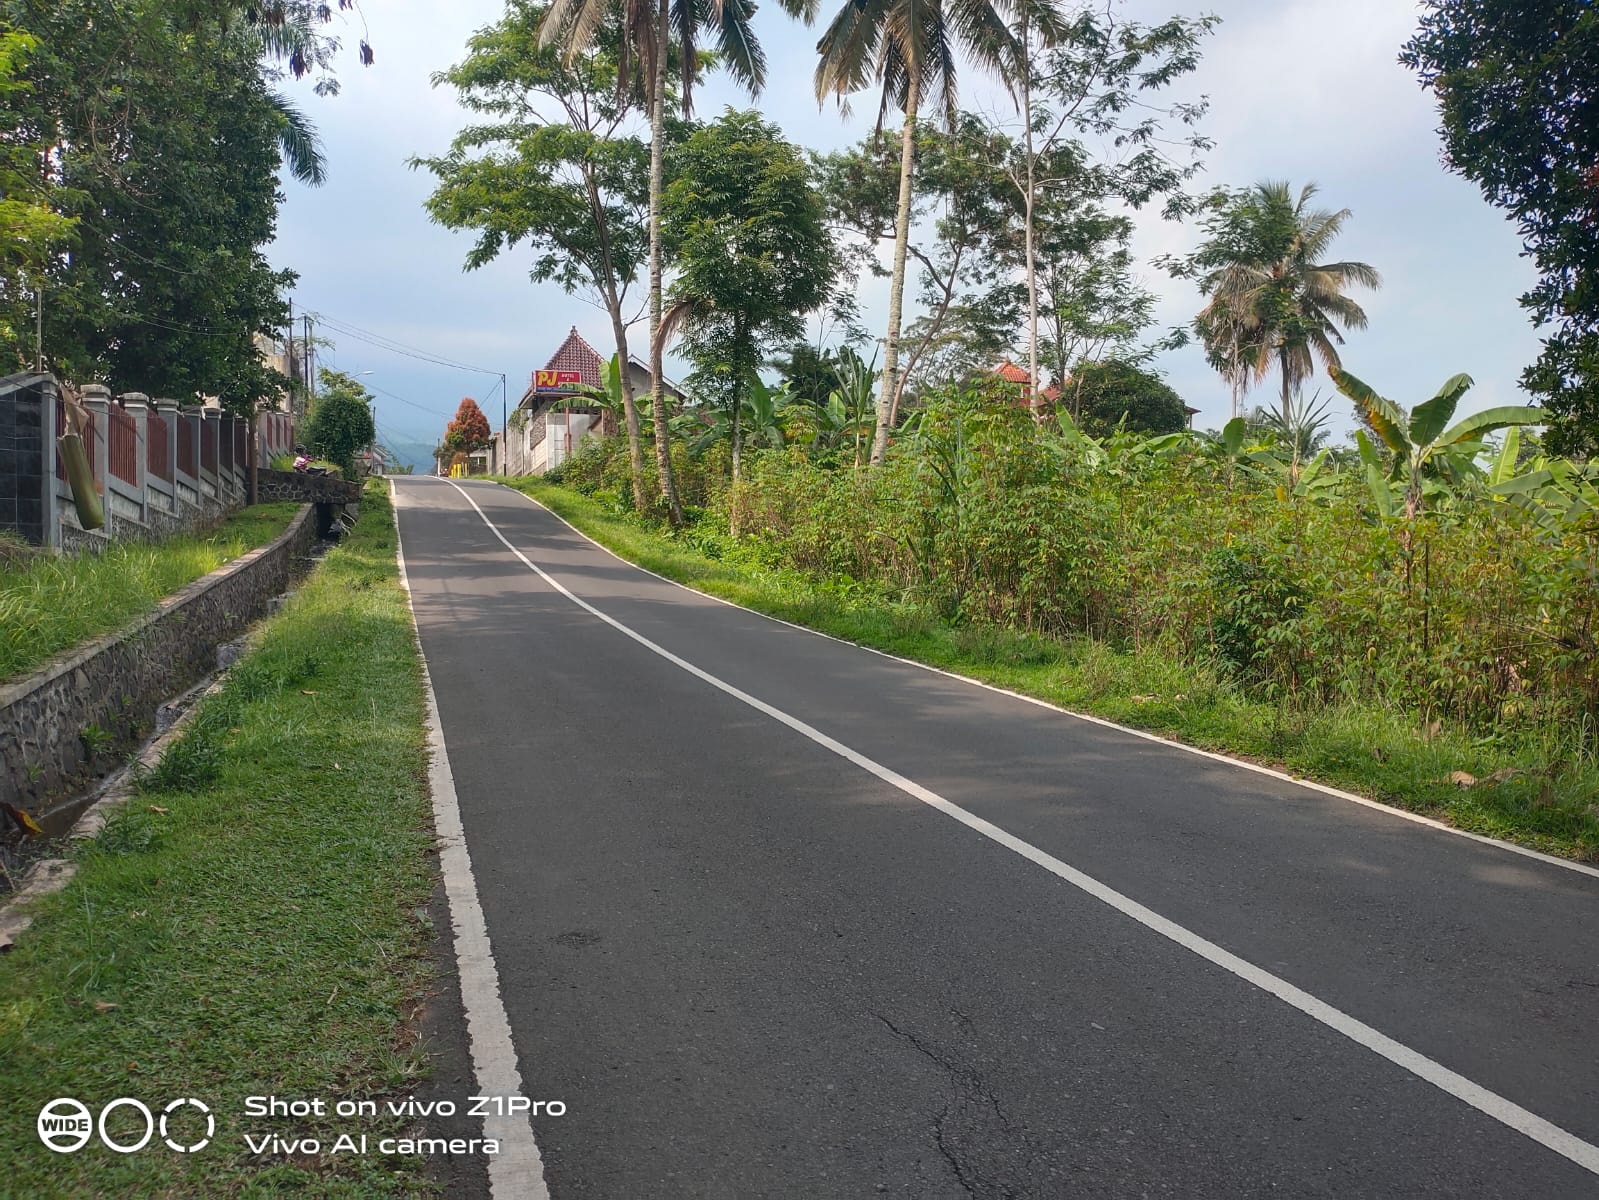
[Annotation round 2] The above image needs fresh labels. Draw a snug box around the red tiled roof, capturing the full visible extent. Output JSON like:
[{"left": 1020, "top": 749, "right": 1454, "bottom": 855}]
[
  {"left": 539, "top": 327, "right": 605, "bottom": 390},
  {"left": 993, "top": 360, "right": 1029, "bottom": 384}
]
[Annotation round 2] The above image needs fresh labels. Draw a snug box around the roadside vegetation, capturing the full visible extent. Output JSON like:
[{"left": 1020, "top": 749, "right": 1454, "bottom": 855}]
[
  {"left": 0, "top": 503, "right": 299, "bottom": 683},
  {"left": 0, "top": 485, "right": 441, "bottom": 1195},
  {"left": 506, "top": 389, "right": 1599, "bottom": 862}
]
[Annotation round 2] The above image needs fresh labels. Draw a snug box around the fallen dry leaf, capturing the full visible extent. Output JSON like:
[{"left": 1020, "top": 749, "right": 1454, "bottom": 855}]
[
  {"left": 1448, "top": 771, "right": 1477, "bottom": 788},
  {"left": 94, "top": 1001, "right": 118, "bottom": 1013},
  {"left": 332, "top": 762, "right": 341, "bottom": 770},
  {"left": 147, "top": 805, "right": 169, "bottom": 815},
  {"left": 301, "top": 689, "right": 317, "bottom": 695},
  {"left": 1, "top": 802, "right": 43, "bottom": 837}
]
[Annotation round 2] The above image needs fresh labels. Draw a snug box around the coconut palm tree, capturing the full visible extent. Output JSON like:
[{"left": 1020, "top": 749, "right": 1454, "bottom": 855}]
[
  {"left": 539, "top": 0, "right": 793, "bottom": 524},
  {"left": 1193, "top": 181, "right": 1380, "bottom": 427},
  {"left": 814, "top": 0, "right": 1060, "bottom": 464}
]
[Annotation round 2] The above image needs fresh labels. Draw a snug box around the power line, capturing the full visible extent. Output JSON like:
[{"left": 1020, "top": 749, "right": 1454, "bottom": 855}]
[{"left": 311, "top": 312, "right": 504, "bottom": 376}]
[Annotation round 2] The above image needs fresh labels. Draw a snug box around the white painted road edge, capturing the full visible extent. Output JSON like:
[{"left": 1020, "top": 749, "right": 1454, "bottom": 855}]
[
  {"left": 489, "top": 479, "right": 1599, "bottom": 884},
  {"left": 391, "top": 482, "right": 549, "bottom": 1200},
  {"left": 441, "top": 476, "right": 1599, "bottom": 1180}
]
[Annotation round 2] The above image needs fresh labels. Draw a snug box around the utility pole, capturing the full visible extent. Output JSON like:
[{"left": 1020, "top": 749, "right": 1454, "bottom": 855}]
[
  {"left": 303, "top": 314, "right": 315, "bottom": 410},
  {"left": 500, "top": 372, "right": 508, "bottom": 475},
  {"left": 35, "top": 280, "right": 43, "bottom": 373}
]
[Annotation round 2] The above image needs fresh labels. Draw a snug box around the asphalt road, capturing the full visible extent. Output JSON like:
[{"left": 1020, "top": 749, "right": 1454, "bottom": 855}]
[{"left": 394, "top": 475, "right": 1599, "bottom": 1199}]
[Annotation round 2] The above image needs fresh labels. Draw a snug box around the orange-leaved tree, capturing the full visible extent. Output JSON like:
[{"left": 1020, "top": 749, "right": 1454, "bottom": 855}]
[{"left": 444, "top": 397, "right": 492, "bottom": 458}]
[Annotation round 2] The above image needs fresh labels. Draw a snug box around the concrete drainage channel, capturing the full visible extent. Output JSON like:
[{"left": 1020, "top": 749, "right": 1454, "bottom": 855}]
[{"left": 0, "top": 518, "right": 344, "bottom": 950}]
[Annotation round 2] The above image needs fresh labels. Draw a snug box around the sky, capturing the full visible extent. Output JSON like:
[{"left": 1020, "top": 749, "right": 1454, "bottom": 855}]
[{"left": 269, "top": 0, "right": 1545, "bottom": 462}]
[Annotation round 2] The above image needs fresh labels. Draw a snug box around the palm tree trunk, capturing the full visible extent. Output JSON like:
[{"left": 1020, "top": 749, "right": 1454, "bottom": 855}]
[
  {"left": 1279, "top": 344, "right": 1292, "bottom": 428},
  {"left": 1021, "top": 19, "right": 1040, "bottom": 412},
  {"left": 648, "top": 0, "right": 684, "bottom": 525},
  {"left": 869, "top": 74, "right": 920, "bottom": 467}
]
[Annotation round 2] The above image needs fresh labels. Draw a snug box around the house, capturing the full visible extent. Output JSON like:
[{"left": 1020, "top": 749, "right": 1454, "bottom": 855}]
[{"left": 491, "top": 327, "right": 687, "bottom": 476}]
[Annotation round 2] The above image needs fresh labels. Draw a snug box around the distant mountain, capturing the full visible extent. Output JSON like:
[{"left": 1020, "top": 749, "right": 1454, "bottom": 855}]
[{"left": 381, "top": 439, "right": 436, "bottom": 475}]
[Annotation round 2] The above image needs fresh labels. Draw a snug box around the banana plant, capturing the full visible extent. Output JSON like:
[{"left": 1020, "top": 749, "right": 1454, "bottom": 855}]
[{"left": 1330, "top": 367, "right": 1547, "bottom": 520}]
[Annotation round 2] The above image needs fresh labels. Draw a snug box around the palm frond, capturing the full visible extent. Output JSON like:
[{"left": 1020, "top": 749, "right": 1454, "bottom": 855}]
[{"left": 268, "top": 91, "right": 327, "bottom": 185}]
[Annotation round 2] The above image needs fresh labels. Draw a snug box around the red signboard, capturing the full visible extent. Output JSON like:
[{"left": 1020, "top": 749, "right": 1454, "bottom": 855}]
[{"left": 535, "top": 370, "right": 583, "bottom": 391}]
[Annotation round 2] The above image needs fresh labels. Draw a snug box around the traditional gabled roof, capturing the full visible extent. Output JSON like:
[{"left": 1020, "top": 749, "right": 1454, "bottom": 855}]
[
  {"left": 993, "top": 360, "right": 1030, "bottom": 385},
  {"left": 540, "top": 327, "right": 605, "bottom": 390}
]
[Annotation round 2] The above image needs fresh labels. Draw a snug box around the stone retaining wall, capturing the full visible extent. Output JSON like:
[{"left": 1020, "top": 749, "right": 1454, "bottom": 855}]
[{"left": 0, "top": 504, "right": 318, "bottom": 819}]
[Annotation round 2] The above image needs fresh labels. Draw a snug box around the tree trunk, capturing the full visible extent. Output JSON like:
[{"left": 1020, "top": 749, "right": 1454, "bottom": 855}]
[
  {"left": 606, "top": 309, "right": 648, "bottom": 514},
  {"left": 1021, "top": 19, "right": 1040, "bottom": 412},
  {"left": 1279, "top": 345, "right": 1292, "bottom": 428},
  {"left": 587, "top": 165, "right": 649, "bottom": 514},
  {"left": 648, "top": 0, "right": 684, "bottom": 525},
  {"left": 869, "top": 74, "right": 920, "bottom": 467},
  {"left": 729, "top": 391, "right": 742, "bottom": 538}
]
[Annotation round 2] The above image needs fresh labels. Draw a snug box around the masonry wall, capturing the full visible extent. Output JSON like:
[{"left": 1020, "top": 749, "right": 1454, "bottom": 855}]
[{"left": 0, "top": 504, "right": 318, "bottom": 821}]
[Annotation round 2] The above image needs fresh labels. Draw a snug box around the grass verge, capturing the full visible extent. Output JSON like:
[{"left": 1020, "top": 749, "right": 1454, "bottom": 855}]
[
  {"left": 0, "top": 483, "right": 442, "bottom": 1196},
  {"left": 0, "top": 503, "right": 301, "bottom": 683},
  {"left": 503, "top": 476, "right": 1599, "bottom": 863}
]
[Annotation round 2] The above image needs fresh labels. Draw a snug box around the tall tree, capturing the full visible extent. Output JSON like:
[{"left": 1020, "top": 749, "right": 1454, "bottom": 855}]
[
  {"left": 2, "top": 0, "right": 297, "bottom": 407},
  {"left": 1401, "top": 2, "right": 1599, "bottom": 457},
  {"left": 307, "top": 367, "right": 377, "bottom": 478},
  {"left": 1177, "top": 181, "right": 1381, "bottom": 426},
  {"left": 1005, "top": 8, "right": 1213, "bottom": 395},
  {"left": 818, "top": 116, "right": 1022, "bottom": 419},
  {"left": 659, "top": 109, "right": 834, "bottom": 494},
  {"left": 540, "top": 0, "right": 805, "bottom": 523},
  {"left": 0, "top": 31, "right": 76, "bottom": 368},
  {"left": 416, "top": 0, "right": 654, "bottom": 511},
  {"left": 813, "top": 0, "right": 1056, "bottom": 463}
]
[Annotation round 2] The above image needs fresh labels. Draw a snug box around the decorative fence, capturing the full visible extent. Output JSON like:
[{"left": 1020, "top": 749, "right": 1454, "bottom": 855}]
[{"left": 0, "top": 373, "right": 296, "bottom": 549}]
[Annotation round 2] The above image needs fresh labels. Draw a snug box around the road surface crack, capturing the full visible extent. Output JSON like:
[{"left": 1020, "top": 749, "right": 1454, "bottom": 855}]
[{"left": 872, "top": 1011, "right": 1025, "bottom": 1197}]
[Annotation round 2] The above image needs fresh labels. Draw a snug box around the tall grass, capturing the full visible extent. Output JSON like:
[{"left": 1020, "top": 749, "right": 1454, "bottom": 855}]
[{"left": 0, "top": 504, "right": 299, "bottom": 683}]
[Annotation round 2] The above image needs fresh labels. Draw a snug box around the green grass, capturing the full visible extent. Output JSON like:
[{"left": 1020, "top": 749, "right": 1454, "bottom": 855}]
[
  {"left": 0, "top": 504, "right": 301, "bottom": 684},
  {"left": 504, "top": 476, "right": 1599, "bottom": 863},
  {"left": 0, "top": 484, "right": 441, "bottom": 1196}
]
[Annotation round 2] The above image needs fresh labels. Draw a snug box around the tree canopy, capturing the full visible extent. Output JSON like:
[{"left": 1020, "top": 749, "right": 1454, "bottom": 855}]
[
  {"left": 306, "top": 369, "right": 377, "bottom": 477},
  {"left": 1401, "top": 1, "right": 1599, "bottom": 456},
  {"left": 1062, "top": 359, "right": 1189, "bottom": 438}
]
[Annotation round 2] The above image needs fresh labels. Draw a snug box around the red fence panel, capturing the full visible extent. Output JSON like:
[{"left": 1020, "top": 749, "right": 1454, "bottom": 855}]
[
  {"left": 200, "top": 417, "right": 217, "bottom": 473},
  {"left": 147, "top": 413, "right": 171, "bottom": 481},
  {"left": 220, "top": 416, "right": 234, "bottom": 471},
  {"left": 235, "top": 420, "right": 248, "bottom": 466},
  {"left": 107, "top": 403, "right": 139, "bottom": 486},
  {"left": 177, "top": 412, "right": 196, "bottom": 477}
]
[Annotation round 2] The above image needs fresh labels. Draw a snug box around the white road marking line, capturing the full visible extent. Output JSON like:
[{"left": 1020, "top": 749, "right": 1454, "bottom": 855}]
[
  {"left": 478, "top": 478, "right": 1599, "bottom": 884},
  {"left": 392, "top": 481, "right": 550, "bottom": 1200},
  {"left": 444, "top": 476, "right": 1599, "bottom": 1180}
]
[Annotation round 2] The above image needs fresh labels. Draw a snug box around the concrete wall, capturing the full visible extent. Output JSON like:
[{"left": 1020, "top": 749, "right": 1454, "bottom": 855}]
[{"left": 0, "top": 504, "right": 318, "bottom": 821}]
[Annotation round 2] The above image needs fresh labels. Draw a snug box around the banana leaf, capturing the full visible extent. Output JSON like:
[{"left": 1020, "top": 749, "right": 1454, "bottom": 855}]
[{"left": 57, "top": 432, "right": 104, "bottom": 530}]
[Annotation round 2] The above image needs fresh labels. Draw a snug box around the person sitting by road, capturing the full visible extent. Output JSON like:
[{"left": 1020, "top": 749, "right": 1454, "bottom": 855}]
[{"left": 292, "top": 445, "right": 329, "bottom": 476}]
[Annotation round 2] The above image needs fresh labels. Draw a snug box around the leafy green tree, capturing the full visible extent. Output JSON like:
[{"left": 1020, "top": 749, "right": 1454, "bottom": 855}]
[
  {"left": 1401, "top": 2, "right": 1599, "bottom": 457},
  {"left": 772, "top": 342, "right": 843, "bottom": 409},
  {"left": 818, "top": 116, "right": 1022, "bottom": 419},
  {"left": 0, "top": 30, "right": 75, "bottom": 366},
  {"left": 1176, "top": 181, "right": 1381, "bottom": 427},
  {"left": 1005, "top": 8, "right": 1214, "bottom": 393},
  {"left": 1063, "top": 359, "right": 1188, "bottom": 438},
  {"left": 539, "top": 0, "right": 806, "bottom": 525},
  {"left": 660, "top": 110, "right": 834, "bottom": 487},
  {"left": 813, "top": 0, "right": 1067, "bottom": 464},
  {"left": 307, "top": 369, "right": 377, "bottom": 478},
  {"left": 2, "top": 1, "right": 296, "bottom": 409},
  {"left": 416, "top": 0, "right": 654, "bottom": 510}
]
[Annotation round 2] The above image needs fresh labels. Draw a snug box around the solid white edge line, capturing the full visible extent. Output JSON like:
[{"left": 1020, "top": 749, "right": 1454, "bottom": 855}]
[
  {"left": 391, "top": 480, "right": 550, "bottom": 1200},
  {"left": 443, "top": 476, "right": 1599, "bottom": 1180},
  {"left": 468, "top": 478, "right": 1599, "bottom": 884}
]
